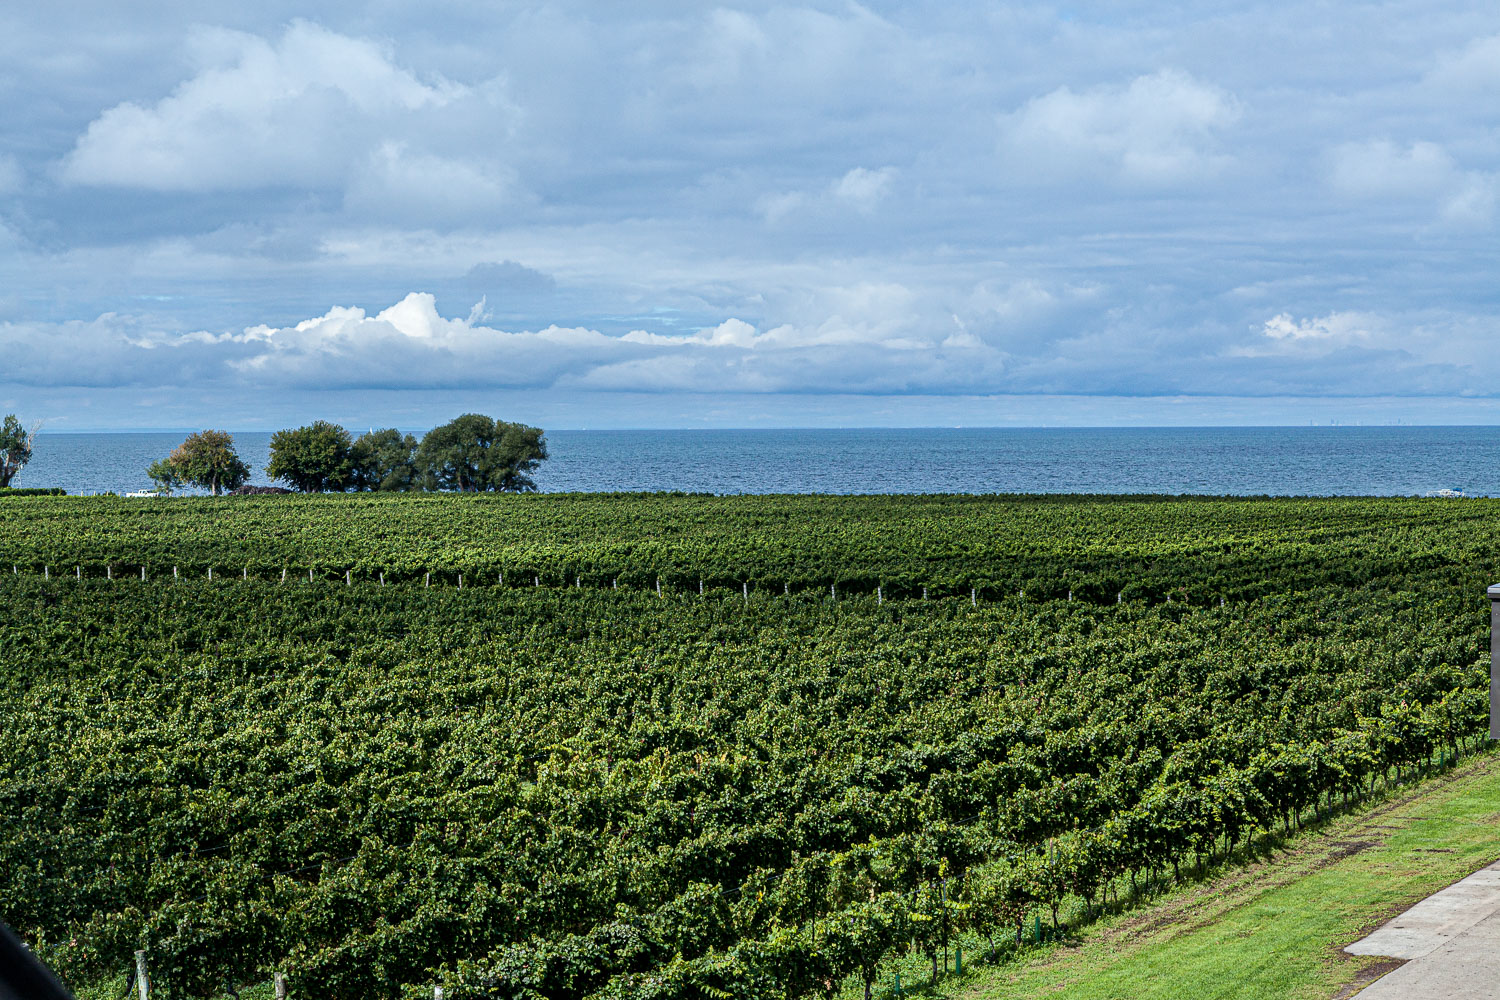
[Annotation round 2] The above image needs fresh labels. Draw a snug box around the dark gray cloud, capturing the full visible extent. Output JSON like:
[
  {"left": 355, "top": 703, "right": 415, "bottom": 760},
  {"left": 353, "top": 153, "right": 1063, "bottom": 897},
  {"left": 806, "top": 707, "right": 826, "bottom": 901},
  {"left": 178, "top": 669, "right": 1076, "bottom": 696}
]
[{"left": 463, "top": 260, "right": 556, "bottom": 295}]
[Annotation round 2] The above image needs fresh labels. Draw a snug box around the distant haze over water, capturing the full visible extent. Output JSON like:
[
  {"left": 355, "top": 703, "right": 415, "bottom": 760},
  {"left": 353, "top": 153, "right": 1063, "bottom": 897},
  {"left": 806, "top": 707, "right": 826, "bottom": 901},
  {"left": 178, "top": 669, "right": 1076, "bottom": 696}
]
[{"left": 17, "top": 427, "right": 1500, "bottom": 497}]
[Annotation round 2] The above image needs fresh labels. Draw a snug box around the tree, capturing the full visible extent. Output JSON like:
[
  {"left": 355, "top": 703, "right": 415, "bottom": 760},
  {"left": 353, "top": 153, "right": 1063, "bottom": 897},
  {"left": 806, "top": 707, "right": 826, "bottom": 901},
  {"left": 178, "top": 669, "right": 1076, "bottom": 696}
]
[
  {"left": 348, "top": 428, "right": 419, "bottom": 492},
  {"left": 267, "top": 421, "right": 354, "bottom": 492},
  {"left": 0, "top": 414, "right": 38, "bottom": 488},
  {"left": 146, "top": 458, "right": 181, "bottom": 495},
  {"left": 416, "top": 414, "right": 547, "bottom": 492},
  {"left": 148, "top": 430, "right": 250, "bottom": 495}
]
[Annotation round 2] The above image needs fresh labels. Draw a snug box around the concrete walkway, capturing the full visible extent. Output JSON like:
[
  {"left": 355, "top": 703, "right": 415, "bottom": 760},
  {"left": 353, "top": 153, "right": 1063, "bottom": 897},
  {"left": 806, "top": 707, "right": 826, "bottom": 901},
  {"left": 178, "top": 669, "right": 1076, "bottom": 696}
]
[{"left": 1344, "top": 860, "right": 1500, "bottom": 998}]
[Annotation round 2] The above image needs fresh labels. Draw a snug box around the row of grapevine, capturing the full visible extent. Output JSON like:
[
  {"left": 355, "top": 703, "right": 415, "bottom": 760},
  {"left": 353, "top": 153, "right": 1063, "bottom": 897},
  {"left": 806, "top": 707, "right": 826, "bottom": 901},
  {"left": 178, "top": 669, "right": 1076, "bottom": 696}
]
[
  {"left": 1, "top": 568, "right": 1488, "bottom": 999},
  {"left": 0, "top": 492, "right": 1493, "bottom": 603}
]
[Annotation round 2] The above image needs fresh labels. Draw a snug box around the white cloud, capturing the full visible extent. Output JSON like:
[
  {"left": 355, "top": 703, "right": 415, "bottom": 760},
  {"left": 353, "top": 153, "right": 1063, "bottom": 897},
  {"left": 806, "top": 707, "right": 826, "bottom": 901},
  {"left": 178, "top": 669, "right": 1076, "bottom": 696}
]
[
  {"left": 831, "top": 166, "right": 896, "bottom": 211},
  {"left": 61, "top": 20, "right": 492, "bottom": 193},
  {"left": 758, "top": 165, "right": 897, "bottom": 222},
  {"left": 998, "top": 69, "right": 1240, "bottom": 183},
  {"left": 0, "top": 289, "right": 1013, "bottom": 396},
  {"left": 343, "top": 142, "right": 513, "bottom": 224},
  {"left": 1426, "top": 34, "right": 1500, "bottom": 92},
  {"left": 1326, "top": 139, "right": 1495, "bottom": 228},
  {"left": 1261, "top": 311, "right": 1374, "bottom": 343}
]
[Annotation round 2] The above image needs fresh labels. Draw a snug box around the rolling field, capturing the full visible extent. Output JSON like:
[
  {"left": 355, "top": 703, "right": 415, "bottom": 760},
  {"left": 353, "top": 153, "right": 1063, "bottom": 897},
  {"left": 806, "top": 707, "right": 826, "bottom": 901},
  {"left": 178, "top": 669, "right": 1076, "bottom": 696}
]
[{"left": 0, "top": 494, "right": 1493, "bottom": 999}]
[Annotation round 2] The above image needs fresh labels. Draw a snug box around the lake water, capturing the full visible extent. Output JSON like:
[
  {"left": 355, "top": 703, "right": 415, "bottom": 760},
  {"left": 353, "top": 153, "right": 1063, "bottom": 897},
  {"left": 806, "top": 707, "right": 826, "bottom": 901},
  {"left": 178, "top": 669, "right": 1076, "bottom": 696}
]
[{"left": 14, "top": 426, "right": 1500, "bottom": 497}]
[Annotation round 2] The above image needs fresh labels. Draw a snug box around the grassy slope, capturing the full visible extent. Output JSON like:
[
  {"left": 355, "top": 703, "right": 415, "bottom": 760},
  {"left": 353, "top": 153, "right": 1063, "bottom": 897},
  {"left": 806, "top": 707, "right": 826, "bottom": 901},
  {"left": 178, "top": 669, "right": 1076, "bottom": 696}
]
[{"left": 923, "top": 749, "right": 1500, "bottom": 1000}]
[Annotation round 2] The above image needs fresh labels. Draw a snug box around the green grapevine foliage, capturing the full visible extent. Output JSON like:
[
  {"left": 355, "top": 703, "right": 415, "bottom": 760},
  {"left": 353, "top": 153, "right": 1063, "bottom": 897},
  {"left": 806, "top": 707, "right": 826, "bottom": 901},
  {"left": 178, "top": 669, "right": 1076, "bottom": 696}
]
[{"left": 0, "top": 494, "right": 1492, "bottom": 998}]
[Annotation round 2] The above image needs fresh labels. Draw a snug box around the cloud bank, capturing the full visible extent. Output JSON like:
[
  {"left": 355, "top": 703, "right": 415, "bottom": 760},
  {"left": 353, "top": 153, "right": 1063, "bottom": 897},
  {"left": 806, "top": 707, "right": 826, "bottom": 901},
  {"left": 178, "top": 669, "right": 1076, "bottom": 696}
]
[{"left": 0, "top": 5, "right": 1496, "bottom": 426}]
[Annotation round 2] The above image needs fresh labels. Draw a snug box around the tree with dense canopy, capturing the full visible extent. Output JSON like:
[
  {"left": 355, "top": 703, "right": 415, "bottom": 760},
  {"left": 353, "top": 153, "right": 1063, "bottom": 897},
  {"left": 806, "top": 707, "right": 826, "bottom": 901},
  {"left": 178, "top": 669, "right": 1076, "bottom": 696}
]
[
  {"left": 266, "top": 421, "right": 354, "bottom": 492},
  {"left": 348, "top": 428, "right": 419, "bottom": 492},
  {"left": 147, "top": 430, "right": 250, "bottom": 495},
  {"left": 416, "top": 414, "right": 547, "bottom": 492},
  {"left": 0, "top": 414, "right": 37, "bottom": 488}
]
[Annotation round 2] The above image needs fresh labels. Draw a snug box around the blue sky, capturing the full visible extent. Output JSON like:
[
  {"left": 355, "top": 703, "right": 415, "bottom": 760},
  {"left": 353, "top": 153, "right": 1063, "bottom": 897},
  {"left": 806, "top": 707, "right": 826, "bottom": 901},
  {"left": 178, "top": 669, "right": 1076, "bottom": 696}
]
[{"left": 2, "top": 1, "right": 1498, "bottom": 430}]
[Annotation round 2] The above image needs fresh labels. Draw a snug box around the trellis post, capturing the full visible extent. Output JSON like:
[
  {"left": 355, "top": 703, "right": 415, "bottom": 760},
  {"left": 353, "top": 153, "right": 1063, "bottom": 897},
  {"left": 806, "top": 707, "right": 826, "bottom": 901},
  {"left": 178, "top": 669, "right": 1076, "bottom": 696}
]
[
  {"left": 274, "top": 973, "right": 286, "bottom": 1000},
  {"left": 134, "top": 950, "right": 149, "bottom": 1000}
]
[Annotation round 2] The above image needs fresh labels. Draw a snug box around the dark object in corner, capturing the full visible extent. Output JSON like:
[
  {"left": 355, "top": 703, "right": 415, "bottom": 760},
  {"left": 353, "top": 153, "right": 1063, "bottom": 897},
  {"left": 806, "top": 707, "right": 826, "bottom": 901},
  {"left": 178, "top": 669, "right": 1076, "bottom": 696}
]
[
  {"left": 229, "top": 485, "right": 294, "bottom": 496},
  {"left": 0, "top": 919, "right": 74, "bottom": 1000}
]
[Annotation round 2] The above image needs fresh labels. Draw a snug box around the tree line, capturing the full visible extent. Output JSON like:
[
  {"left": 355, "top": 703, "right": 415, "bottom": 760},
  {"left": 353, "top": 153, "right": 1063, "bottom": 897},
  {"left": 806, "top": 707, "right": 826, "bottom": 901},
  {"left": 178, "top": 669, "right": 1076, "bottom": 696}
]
[{"left": 147, "top": 414, "right": 547, "bottom": 495}]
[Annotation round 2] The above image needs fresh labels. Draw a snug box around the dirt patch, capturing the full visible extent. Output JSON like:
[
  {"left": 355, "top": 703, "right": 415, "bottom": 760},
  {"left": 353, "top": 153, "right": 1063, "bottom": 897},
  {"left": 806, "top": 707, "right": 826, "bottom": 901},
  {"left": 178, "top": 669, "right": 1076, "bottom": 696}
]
[
  {"left": 1330, "top": 958, "right": 1405, "bottom": 1000},
  {"left": 1325, "top": 840, "right": 1380, "bottom": 862}
]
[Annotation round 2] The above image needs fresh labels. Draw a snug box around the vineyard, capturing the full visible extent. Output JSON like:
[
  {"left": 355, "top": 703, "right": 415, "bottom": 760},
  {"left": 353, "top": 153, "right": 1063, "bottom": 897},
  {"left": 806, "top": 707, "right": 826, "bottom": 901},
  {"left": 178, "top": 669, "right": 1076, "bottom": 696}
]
[{"left": 0, "top": 494, "right": 1494, "bottom": 1000}]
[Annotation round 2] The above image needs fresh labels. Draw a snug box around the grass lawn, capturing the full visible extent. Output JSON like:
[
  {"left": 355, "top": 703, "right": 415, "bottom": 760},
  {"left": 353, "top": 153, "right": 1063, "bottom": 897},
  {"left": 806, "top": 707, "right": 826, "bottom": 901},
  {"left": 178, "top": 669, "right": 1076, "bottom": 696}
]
[{"left": 915, "top": 748, "right": 1500, "bottom": 1000}]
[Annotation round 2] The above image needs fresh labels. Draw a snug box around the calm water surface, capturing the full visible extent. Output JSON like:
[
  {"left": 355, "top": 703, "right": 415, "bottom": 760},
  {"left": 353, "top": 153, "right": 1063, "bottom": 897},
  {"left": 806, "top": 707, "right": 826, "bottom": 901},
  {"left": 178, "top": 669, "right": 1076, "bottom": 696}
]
[{"left": 16, "top": 427, "right": 1500, "bottom": 497}]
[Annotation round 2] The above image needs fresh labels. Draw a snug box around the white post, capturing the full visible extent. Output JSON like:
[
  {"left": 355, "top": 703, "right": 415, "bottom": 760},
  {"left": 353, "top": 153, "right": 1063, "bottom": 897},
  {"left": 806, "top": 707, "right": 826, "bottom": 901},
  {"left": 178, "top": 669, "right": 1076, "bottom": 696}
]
[
  {"left": 459, "top": 574, "right": 463, "bottom": 590},
  {"left": 971, "top": 588, "right": 976, "bottom": 607},
  {"left": 141, "top": 566, "right": 146, "bottom": 581},
  {"left": 380, "top": 572, "right": 385, "bottom": 586},
  {"left": 274, "top": 973, "right": 286, "bottom": 1000},
  {"left": 656, "top": 578, "right": 662, "bottom": 597},
  {"left": 499, "top": 571, "right": 504, "bottom": 586},
  {"left": 877, "top": 585, "right": 882, "bottom": 605},
  {"left": 208, "top": 566, "right": 213, "bottom": 581},
  {"left": 426, "top": 572, "right": 431, "bottom": 588},
  {"left": 699, "top": 579, "right": 704, "bottom": 595},
  {"left": 76, "top": 565, "right": 81, "bottom": 580},
  {"left": 743, "top": 581, "right": 748, "bottom": 602},
  {"left": 613, "top": 577, "right": 618, "bottom": 590},
  {"left": 308, "top": 568, "right": 313, "bottom": 583},
  {"left": 923, "top": 587, "right": 927, "bottom": 601},
  {"left": 534, "top": 575, "right": 539, "bottom": 588},
  {"left": 1068, "top": 590, "right": 1072, "bottom": 601},
  {"left": 576, "top": 576, "right": 581, "bottom": 589},
  {"left": 243, "top": 567, "right": 247, "bottom": 580},
  {"left": 281, "top": 568, "right": 287, "bottom": 583},
  {"left": 346, "top": 569, "right": 352, "bottom": 586},
  {"left": 173, "top": 566, "right": 178, "bottom": 580},
  {"left": 107, "top": 565, "right": 112, "bottom": 580},
  {"left": 784, "top": 582, "right": 789, "bottom": 595},
  {"left": 831, "top": 583, "right": 836, "bottom": 600},
  {"left": 135, "top": 950, "right": 150, "bottom": 1000},
  {"left": 44, "top": 565, "right": 49, "bottom": 580},
  {"left": 1117, "top": 591, "right": 1122, "bottom": 604},
  {"left": 434, "top": 988, "right": 443, "bottom": 1000}
]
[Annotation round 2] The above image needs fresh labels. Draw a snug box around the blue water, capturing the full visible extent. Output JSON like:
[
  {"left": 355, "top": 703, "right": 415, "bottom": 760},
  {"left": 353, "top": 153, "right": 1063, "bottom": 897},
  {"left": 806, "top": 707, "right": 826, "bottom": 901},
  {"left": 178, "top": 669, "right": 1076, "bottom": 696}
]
[{"left": 13, "top": 427, "right": 1500, "bottom": 497}]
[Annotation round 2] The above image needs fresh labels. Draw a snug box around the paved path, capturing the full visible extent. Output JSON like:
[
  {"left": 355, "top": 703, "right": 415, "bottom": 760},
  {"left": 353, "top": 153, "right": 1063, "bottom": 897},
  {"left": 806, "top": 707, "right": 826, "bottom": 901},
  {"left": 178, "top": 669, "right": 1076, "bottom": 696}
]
[{"left": 1344, "top": 860, "right": 1500, "bottom": 998}]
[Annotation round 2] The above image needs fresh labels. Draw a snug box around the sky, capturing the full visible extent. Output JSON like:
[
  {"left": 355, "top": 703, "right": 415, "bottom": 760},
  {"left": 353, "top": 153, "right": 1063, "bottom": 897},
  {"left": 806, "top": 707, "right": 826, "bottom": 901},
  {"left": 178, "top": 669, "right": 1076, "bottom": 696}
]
[{"left": 1, "top": 1, "right": 1498, "bottom": 430}]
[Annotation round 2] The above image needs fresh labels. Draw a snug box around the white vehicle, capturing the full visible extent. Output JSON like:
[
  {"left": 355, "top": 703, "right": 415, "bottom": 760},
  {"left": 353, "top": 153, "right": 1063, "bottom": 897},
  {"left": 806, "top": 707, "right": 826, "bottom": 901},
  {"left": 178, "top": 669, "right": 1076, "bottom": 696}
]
[{"left": 123, "top": 489, "right": 160, "bottom": 498}]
